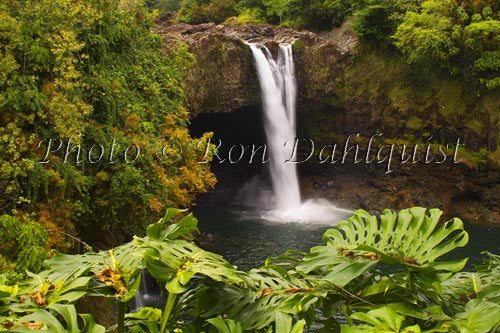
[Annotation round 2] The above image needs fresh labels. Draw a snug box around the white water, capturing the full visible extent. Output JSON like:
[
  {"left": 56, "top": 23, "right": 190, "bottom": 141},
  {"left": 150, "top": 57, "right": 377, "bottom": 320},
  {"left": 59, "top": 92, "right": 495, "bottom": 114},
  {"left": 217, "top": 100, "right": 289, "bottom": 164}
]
[
  {"left": 249, "top": 44, "right": 301, "bottom": 211},
  {"left": 248, "top": 43, "right": 351, "bottom": 224}
]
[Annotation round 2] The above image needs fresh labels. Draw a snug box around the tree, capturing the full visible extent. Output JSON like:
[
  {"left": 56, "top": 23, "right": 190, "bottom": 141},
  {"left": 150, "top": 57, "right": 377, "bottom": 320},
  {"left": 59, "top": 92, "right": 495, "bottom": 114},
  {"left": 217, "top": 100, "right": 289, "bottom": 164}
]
[
  {"left": 393, "top": 0, "right": 461, "bottom": 64},
  {"left": 177, "top": 0, "right": 237, "bottom": 23},
  {"left": 263, "top": 0, "right": 291, "bottom": 23},
  {"left": 287, "top": 0, "right": 354, "bottom": 29},
  {"left": 146, "top": 0, "right": 182, "bottom": 12},
  {"left": 464, "top": 19, "right": 500, "bottom": 89},
  {"left": 354, "top": 0, "right": 397, "bottom": 44}
]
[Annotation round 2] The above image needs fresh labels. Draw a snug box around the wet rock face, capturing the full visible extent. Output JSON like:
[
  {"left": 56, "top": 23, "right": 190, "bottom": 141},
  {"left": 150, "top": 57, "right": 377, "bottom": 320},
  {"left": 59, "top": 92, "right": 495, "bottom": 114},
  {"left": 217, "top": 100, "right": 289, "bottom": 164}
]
[
  {"left": 187, "top": 34, "right": 258, "bottom": 115},
  {"left": 157, "top": 22, "right": 351, "bottom": 116},
  {"left": 301, "top": 161, "right": 500, "bottom": 225},
  {"left": 158, "top": 23, "right": 259, "bottom": 115}
]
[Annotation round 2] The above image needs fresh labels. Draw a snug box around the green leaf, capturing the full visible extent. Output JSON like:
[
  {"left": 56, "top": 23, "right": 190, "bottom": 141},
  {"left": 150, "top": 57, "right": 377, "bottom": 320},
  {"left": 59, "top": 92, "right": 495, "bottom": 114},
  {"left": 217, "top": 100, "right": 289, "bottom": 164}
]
[
  {"left": 341, "top": 306, "right": 425, "bottom": 333},
  {"left": 47, "top": 304, "right": 79, "bottom": 333},
  {"left": 298, "top": 207, "right": 469, "bottom": 291},
  {"left": 275, "top": 311, "right": 293, "bottom": 333},
  {"left": 120, "top": 272, "right": 142, "bottom": 303},
  {"left": 207, "top": 318, "right": 243, "bottom": 333},
  {"left": 290, "top": 319, "right": 306, "bottom": 333},
  {"left": 274, "top": 311, "right": 306, "bottom": 333},
  {"left": 18, "top": 309, "right": 66, "bottom": 333},
  {"left": 125, "top": 307, "right": 161, "bottom": 333},
  {"left": 80, "top": 313, "right": 106, "bottom": 333},
  {"left": 146, "top": 208, "right": 199, "bottom": 241},
  {"left": 126, "top": 307, "right": 162, "bottom": 321},
  {"left": 0, "top": 284, "right": 18, "bottom": 298},
  {"left": 166, "top": 276, "right": 189, "bottom": 294},
  {"left": 449, "top": 300, "right": 500, "bottom": 333}
]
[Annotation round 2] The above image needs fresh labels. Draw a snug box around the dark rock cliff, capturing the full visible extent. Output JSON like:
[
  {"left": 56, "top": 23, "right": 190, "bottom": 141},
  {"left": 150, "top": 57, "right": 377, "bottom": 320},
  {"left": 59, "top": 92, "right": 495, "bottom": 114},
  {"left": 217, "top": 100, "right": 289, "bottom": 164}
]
[{"left": 157, "top": 21, "right": 352, "bottom": 115}]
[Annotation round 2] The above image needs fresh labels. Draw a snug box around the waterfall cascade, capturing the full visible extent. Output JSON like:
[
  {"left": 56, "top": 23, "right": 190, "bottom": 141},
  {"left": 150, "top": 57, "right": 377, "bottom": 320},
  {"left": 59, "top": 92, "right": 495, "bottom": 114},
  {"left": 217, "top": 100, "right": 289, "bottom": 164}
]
[
  {"left": 247, "top": 43, "right": 351, "bottom": 223},
  {"left": 248, "top": 44, "right": 301, "bottom": 212}
]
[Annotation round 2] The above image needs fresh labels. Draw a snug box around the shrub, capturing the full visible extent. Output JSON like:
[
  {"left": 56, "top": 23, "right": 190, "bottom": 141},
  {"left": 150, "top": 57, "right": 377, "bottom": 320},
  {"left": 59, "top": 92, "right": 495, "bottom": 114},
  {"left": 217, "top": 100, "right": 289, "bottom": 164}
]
[
  {"left": 354, "top": 0, "right": 398, "bottom": 44},
  {"left": 177, "top": 0, "right": 238, "bottom": 23},
  {"left": 0, "top": 215, "right": 49, "bottom": 282}
]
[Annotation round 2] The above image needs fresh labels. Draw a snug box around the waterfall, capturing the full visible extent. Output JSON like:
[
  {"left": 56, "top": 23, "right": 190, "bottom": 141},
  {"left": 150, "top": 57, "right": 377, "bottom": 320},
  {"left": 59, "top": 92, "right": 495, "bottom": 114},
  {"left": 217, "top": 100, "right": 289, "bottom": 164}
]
[
  {"left": 248, "top": 44, "right": 301, "bottom": 212},
  {"left": 247, "top": 43, "right": 352, "bottom": 223},
  {"left": 131, "top": 270, "right": 165, "bottom": 310}
]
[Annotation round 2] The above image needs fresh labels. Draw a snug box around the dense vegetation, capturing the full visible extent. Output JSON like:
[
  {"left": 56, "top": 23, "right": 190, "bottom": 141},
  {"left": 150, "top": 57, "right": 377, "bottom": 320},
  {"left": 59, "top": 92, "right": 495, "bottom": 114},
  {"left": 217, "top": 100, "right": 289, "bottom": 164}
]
[
  {"left": 0, "top": 0, "right": 216, "bottom": 280},
  {"left": 1, "top": 207, "right": 499, "bottom": 332}
]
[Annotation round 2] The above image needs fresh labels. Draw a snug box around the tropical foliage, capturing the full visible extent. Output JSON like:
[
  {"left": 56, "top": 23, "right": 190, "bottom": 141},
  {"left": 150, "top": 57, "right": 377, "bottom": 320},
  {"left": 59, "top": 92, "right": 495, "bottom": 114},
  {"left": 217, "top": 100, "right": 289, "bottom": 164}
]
[
  {"left": 0, "top": 0, "right": 216, "bottom": 275},
  {"left": 0, "top": 215, "right": 49, "bottom": 282},
  {"left": 1, "top": 207, "right": 499, "bottom": 332},
  {"left": 392, "top": 0, "right": 500, "bottom": 90}
]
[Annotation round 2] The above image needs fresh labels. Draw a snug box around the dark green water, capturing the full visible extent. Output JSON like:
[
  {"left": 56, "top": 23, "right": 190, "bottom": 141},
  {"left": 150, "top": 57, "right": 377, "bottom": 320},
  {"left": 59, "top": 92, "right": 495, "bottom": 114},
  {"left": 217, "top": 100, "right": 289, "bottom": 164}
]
[{"left": 193, "top": 201, "right": 500, "bottom": 271}]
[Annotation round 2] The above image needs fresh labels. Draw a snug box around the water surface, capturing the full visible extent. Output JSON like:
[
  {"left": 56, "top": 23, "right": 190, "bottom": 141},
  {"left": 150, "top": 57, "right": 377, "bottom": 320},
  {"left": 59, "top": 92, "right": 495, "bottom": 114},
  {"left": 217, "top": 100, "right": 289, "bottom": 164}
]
[{"left": 194, "top": 201, "right": 500, "bottom": 270}]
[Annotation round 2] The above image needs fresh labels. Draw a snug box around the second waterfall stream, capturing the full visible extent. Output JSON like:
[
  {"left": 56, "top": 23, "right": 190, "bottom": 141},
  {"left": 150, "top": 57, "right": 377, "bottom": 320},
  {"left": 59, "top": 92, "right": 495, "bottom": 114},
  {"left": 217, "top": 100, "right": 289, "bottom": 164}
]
[{"left": 247, "top": 43, "right": 350, "bottom": 223}]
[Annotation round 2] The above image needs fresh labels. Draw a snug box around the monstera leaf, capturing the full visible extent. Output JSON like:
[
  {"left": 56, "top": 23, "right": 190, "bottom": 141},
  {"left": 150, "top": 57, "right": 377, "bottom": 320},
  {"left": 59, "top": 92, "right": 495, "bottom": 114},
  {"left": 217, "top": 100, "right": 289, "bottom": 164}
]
[
  {"left": 20, "top": 240, "right": 145, "bottom": 306},
  {"left": 297, "top": 208, "right": 469, "bottom": 288},
  {"left": 125, "top": 307, "right": 162, "bottom": 332},
  {"left": 3, "top": 206, "right": 498, "bottom": 333},
  {"left": 142, "top": 239, "right": 245, "bottom": 294},
  {"left": 329, "top": 207, "right": 468, "bottom": 269},
  {"left": 139, "top": 227, "right": 248, "bottom": 332},
  {"left": 273, "top": 312, "right": 306, "bottom": 333},
  {"left": 473, "top": 252, "right": 500, "bottom": 305},
  {"left": 199, "top": 265, "right": 321, "bottom": 331}
]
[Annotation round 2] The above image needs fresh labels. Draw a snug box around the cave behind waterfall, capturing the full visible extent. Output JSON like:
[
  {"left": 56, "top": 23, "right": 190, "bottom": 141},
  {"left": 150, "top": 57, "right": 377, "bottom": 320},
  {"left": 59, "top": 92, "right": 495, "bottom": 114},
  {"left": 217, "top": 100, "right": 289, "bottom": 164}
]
[{"left": 189, "top": 106, "right": 268, "bottom": 200}]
